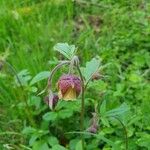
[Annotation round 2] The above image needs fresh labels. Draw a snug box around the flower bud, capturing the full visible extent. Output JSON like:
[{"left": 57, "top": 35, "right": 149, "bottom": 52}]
[
  {"left": 91, "top": 72, "right": 101, "bottom": 81},
  {"left": 87, "top": 124, "right": 98, "bottom": 134},
  {"left": 44, "top": 93, "right": 59, "bottom": 109},
  {"left": 87, "top": 113, "right": 99, "bottom": 134},
  {"left": 57, "top": 74, "right": 81, "bottom": 101}
]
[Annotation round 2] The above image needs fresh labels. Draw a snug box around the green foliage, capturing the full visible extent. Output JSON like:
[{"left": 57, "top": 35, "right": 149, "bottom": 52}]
[
  {"left": 75, "top": 140, "right": 83, "bottom": 150},
  {"left": 82, "top": 58, "right": 100, "bottom": 83},
  {"left": 136, "top": 132, "right": 150, "bottom": 150},
  {"left": 0, "top": 0, "right": 149, "bottom": 149},
  {"left": 15, "top": 69, "right": 31, "bottom": 86},
  {"left": 54, "top": 43, "right": 76, "bottom": 59},
  {"left": 43, "top": 112, "right": 58, "bottom": 121},
  {"left": 105, "top": 103, "right": 130, "bottom": 118},
  {"left": 30, "top": 71, "right": 50, "bottom": 85}
]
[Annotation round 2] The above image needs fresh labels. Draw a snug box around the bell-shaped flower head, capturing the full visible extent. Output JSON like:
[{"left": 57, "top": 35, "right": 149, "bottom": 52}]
[{"left": 57, "top": 74, "right": 81, "bottom": 100}]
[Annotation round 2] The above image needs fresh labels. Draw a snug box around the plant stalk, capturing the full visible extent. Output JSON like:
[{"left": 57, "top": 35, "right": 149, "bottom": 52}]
[
  {"left": 113, "top": 116, "right": 128, "bottom": 150},
  {"left": 38, "top": 61, "right": 70, "bottom": 96},
  {"left": 77, "top": 64, "right": 85, "bottom": 150}
]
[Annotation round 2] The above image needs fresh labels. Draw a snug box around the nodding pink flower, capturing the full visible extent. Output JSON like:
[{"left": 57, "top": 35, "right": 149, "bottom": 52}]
[
  {"left": 44, "top": 93, "right": 59, "bottom": 109},
  {"left": 57, "top": 74, "right": 81, "bottom": 101}
]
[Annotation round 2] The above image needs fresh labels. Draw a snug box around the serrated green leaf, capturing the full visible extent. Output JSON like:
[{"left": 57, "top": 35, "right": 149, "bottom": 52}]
[
  {"left": 101, "top": 117, "right": 110, "bottom": 127},
  {"left": 52, "top": 144, "right": 68, "bottom": 150},
  {"left": 58, "top": 109, "right": 73, "bottom": 119},
  {"left": 43, "top": 112, "right": 57, "bottom": 121},
  {"left": 30, "top": 71, "right": 50, "bottom": 85},
  {"left": 48, "top": 136, "right": 59, "bottom": 147},
  {"left": 69, "top": 139, "right": 80, "bottom": 150},
  {"left": 22, "top": 127, "right": 36, "bottom": 135},
  {"left": 32, "top": 141, "right": 49, "bottom": 150},
  {"left": 96, "top": 133, "right": 116, "bottom": 148},
  {"left": 54, "top": 43, "right": 76, "bottom": 59},
  {"left": 75, "top": 140, "right": 82, "bottom": 150},
  {"left": 106, "top": 103, "right": 130, "bottom": 117},
  {"left": 29, "top": 133, "right": 39, "bottom": 146},
  {"left": 82, "top": 58, "right": 100, "bottom": 83}
]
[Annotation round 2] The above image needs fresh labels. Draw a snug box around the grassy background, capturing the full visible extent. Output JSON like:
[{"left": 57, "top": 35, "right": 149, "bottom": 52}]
[{"left": 0, "top": 0, "right": 150, "bottom": 149}]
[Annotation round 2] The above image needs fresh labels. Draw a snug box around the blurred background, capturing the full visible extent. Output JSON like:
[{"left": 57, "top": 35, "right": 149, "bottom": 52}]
[{"left": 0, "top": 0, "right": 150, "bottom": 150}]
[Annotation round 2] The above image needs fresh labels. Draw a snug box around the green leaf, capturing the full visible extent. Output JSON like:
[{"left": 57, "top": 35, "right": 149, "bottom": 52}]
[
  {"left": 101, "top": 117, "right": 110, "bottom": 127},
  {"left": 129, "top": 73, "right": 142, "bottom": 83},
  {"left": 27, "top": 86, "right": 38, "bottom": 93},
  {"left": 52, "top": 144, "right": 68, "bottom": 150},
  {"left": 28, "top": 96, "right": 41, "bottom": 109},
  {"left": 137, "top": 133, "right": 150, "bottom": 149},
  {"left": 100, "top": 100, "right": 106, "bottom": 116},
  {"left": 106, "top": 103, "right": 130, "bottom": 117},
  {"left": 69, "top": 139, "right": 80, "bottom": 150},
  {"left": 54, "top": 43, "right": 76, "bottom": 59},
  {"left": 55, "top": 101, "right": 68, "bottom": 110},
  {"left": 30, "top": 71, "right": 50, "bottom": 85},
  {"left": 96, "top": 132, "right": 116, "bottom": 148},
  {"left": 32, "top": 141, "right": 49, "bottom": 150},
  {"left": 58, "top": 109, "right": 73, "bottom": 119},
  {"left": 48, "top": 136, "right": 59, "bottom": 146},
  {"left": 15, "top": 69, "right": 31, "bottom": 86},
  {"left": 43, "top": 112, "right": 57, "bottom": 121},
  {"left": 75, "top": 140, "right": 82, "bottom": 150},
  {"left": 29, "top": 134, "right": 39, "bottom": 146},
  {"left": 82, "top": 58, "right": 100, "bottom": 83},
  {"left": 22, "top": 127, "right": 36, "bottom": 135}
]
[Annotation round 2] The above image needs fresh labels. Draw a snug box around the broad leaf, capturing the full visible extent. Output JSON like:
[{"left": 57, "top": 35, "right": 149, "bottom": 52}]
[
  {"left": 75, "top": 140, "right": 82, "bottom": 150},
  {"left": 96, "top": 132, "right": 117, "bottom": 148},
  {"left": 30, "top": 71, "right": 50, "bottom": 85},
  {"left": 52, "top": 144, "right": 68, "bottom": 150},
  {"left": 32, "top": 141, "right": 49, "bottom": 150},
  {"left": 48, "top": 136, "right": 59, "bottom": 146},
  {"left": 106, "top": 102, "right": 130, "bottom": 117},
  {"left": 100, "top": 100, "right": 106, "bottom": 116},
  {"left": 28, "top": 96, "right": 41, "bottom": 109},
  {"left": 22, "top": 127, "right": 36, "bottom": 135},
  {"left": 15, "top": 69, "right": 31, "bottom": 86},
  {"left": 58, "top": 109, "right": 73, "bottom": 119},
  {"left": 137, "top": 132, "right": 150, "bottom": 149},
  {"left": 101, "top": 117, "right": 110, "bottom": 127},
  {"left": 82, "top": 58, "right": 100, "bottom": 83},
  {"left": 54, "top": 43, "right": 76, "bottom": 59},
  {"left": 29, "top": 133, "right": 39, "bottom": 146},
  {"left": 69, "top": 139, "right": 80, "bottom": 150},
  {"left": 43, "top": 112, "right": 57, "bottom": 121}
]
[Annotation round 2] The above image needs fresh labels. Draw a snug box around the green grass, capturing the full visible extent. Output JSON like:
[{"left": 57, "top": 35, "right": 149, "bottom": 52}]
[{"left": 0, "top": 0, "right": 150, "bottom": 149}]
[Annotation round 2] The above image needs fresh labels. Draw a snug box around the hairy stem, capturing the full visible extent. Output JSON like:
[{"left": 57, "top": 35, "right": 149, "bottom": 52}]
[
  {"left": 76, "top": 64, "right": 85, "bottom": 150},
  {"left": 44, "top": 61, "right": 70, "bottom": 93}
]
